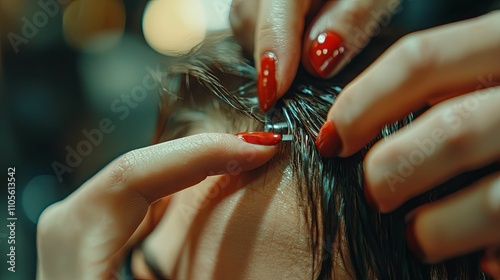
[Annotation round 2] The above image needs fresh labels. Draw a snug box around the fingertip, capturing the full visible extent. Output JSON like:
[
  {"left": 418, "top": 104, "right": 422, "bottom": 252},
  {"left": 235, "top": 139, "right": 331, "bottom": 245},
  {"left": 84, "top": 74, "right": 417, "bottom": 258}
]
[
  {"left": 254, "top": 0, "right": 308, "bottom": 111},
  {"left": 235, "top": 132, "right": 282, "bottom": 146},
  {"left": 315, "top": 119, "right": 342, "bottom": 158},
  {"left": 257, "top": 44, "right": 302, "bottom": 111},
  {"left": 405, "top": 214, "right": 429, "bottom": 262},
  {"left": 257, "top": 52, "right": 278, "bottom": 113}
]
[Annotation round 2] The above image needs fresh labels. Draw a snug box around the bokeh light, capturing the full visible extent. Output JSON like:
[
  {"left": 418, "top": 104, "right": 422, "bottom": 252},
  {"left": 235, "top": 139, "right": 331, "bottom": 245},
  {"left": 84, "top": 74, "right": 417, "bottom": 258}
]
[
  {"left": 142, "top": 0, "right": 207, "bottom": 56},
  {"left": 0, "top": 0, "right": 28, "bottom": 35},
  {"left": 22, "top": 175, "right": 62, "bottom": 224},
  {"left": 63, "top": 0, "right": 126, "bottom": 52}
]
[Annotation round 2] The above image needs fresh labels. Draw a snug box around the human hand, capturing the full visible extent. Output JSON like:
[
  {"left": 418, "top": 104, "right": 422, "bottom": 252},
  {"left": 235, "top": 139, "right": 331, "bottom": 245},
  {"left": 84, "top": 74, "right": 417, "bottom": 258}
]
[
  {"left": 37, "top": 133, "right": 280, "bottom": 279},
  {"left": 230, "top": 0, "right": 401, "bottom": 112},
  {"left": 315, "top": 11, "right": 500, "bottom": 278}
]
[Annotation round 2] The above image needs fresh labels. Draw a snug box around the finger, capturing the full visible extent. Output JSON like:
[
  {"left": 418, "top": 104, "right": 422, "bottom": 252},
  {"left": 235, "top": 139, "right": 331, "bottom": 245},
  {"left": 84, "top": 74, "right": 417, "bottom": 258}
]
[
  {"left": 364, "top": 87, "right": 500, "bottom": 212},
  {"left": 254, "top": 0, "right": 312, "bottom": 112},
  {"left": 50, "top": 133, "right": 278, "bottom": 252},
  {"left": 229, "top": 0, "right": 259, "bottom": 55},
  {"left": 482, "top": 247, "right": 500, "bottom": 279},
  {"left": 315, "top": 11, "right": 500, "bottom": 158},
  {"left": 404, "top": 172, "right": 500, "bottom": 263},
  {"left": 303, "top": 0, "right": 400, "bottom": 78},
  {"left": 230, "top": 0, "right": 324, "bottom": 55}
]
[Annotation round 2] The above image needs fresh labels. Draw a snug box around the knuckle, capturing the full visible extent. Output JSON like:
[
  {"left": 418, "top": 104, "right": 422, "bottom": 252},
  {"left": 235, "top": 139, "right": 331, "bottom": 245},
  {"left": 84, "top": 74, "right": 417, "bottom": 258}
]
[
  {"left": 341, "top": 0, "right": 374, "bottom": 27},
  {"left": 441, "top": 117, "right": 475, "bottom": 163},
  {"left": 255, "top": 22, "right": 277, "bottom": 43},
  {"left": 344, "top": 0, "right": 375, "bottom": 25},
  {"left": 196, "top": 133, "right": 232, "bottom": 155},
  {"left": 176, "top": 133, "right": 232, "bottom": 162},
  {"left": 108, "top": 150, "right": 139, "bottom": 187},
  {"left": 394, "top": 33, "right": 436, "bottom": 74}
]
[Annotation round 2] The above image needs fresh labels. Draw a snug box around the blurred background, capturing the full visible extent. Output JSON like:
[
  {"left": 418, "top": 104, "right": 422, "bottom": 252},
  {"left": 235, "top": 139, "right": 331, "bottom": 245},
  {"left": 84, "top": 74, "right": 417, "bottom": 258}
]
[{"left": 0, "top": 0, "right": 498, "bottom": 279}]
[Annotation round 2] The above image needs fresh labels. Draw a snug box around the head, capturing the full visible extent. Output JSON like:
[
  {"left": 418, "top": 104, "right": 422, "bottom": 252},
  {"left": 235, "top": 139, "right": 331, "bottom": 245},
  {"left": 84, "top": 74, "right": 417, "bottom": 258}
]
[{"left": 142, "top": 33, "right": 484, "bottom": 279}]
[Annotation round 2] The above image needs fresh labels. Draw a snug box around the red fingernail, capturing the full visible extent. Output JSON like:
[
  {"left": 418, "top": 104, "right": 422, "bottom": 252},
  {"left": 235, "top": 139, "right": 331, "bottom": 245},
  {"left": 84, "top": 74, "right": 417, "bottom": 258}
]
[
  {"left": 405, "top": 216, "right": 427, "bottom": 262},
  {"left": 315, "top": 120, "right": 342, "bottom": 158},
  {"left": 481, "top": 257, "right": 494, "bottom": 276},
  {"left": 258, "top": 52, "right": 277, "bottom": 113},
  {"left": 309, "top": 31, "right": 347, "bottom": 78},
  {"left": 236, "top": 132, "right": 282, "bottom": 146},
  {"left": 482, "top": 250, "right": 500, "bottom": 276}
]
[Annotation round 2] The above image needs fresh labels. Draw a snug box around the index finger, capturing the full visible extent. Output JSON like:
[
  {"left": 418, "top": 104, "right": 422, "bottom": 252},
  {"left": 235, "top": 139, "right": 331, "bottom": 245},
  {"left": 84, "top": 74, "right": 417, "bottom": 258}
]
[
  {"left": 315, "top": 12, "right": 500, "bottom": 158},
  {"left": 65, "top": 133, "right": 279, "bottom": 239},
  {"left": 254, "top": 0, "right": 312, "bottom": 112}
]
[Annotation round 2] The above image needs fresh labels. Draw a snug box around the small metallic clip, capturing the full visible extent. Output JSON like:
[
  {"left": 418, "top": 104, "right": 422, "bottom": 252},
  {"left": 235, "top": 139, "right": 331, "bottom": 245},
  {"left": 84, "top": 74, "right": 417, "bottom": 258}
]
[{"left": 264, "top": 121, "right": 293, "bottom": 142}]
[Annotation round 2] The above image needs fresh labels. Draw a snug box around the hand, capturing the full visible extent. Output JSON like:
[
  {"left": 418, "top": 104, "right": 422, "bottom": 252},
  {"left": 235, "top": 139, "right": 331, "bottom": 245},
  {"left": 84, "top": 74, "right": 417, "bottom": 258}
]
[
  {"left": 315, "top": 11, "right": 500, "bottom": 278},
  {"left": 37, "top": 133, "right": 279, "bottom": 279},
  {"left": 230, "top": 0, "right": 401, "bottom": 112}
]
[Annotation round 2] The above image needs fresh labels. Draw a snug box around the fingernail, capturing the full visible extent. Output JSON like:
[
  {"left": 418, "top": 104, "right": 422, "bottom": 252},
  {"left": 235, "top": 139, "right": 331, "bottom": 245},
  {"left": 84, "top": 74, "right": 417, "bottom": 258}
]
[
  {"left": 405, "top": 216, "right": 427, "bottom": 262},
  {"left": 309, "top": 31, "right": 347, "bottom": 78},
  {"left": 482, "top": 249, "right": 500, "bottom": 276},
  {"left": 258, "top": 52, "right": 277, "bottom": 113},
  {"left": 364, "top": 178, "right": 379, "bottom": 211},
  {"left": 315, "top": 120, "right": 342, "bottom": 158},
  {"left": 236, "top": 132, "right": 282, "bottom": 146},
  {"left": 481, "top": 257, "right": 494, "bottom": 276}
]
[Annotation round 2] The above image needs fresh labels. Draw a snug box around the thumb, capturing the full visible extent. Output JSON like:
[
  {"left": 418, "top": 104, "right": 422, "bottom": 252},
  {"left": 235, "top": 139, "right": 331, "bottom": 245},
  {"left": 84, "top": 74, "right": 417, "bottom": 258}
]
[{"left": 37, "top": 133, "right": 279, "bottom": 279}]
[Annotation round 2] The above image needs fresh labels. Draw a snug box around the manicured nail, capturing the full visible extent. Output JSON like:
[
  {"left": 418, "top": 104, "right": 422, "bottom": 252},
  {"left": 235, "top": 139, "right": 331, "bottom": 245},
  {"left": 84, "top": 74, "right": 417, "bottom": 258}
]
[
  {"left": 405, "top": 216, "right": 427, "bottom": 262},
  {"left": 481, "top": 257, "right": 494, "bottom": 276},
  {"left": 315, "top": 120, "right": 342, "bottom": 158},
  {"left": 309, "top": 31, "right": 347, "bottom": 78},
  {"left": 236, "top": 132, "right": 282, "bottom": 146},
  {"left": 482, "top": 249, "right": 500, "bottom": 276},
  {"left": 258, "top": 52, "right": 277, "bottom": 113}
]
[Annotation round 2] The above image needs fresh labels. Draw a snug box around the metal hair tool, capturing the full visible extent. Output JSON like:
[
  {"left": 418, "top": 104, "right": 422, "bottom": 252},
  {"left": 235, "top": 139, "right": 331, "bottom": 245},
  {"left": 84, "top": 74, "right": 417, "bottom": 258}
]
[{"left": 264, "top": 121, "right": 293, "bottom": 142}]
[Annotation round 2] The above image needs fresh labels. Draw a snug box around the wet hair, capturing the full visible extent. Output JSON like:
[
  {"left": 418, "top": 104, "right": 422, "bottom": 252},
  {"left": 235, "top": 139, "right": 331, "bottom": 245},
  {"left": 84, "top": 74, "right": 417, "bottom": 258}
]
[{"left": 153, "top": 33, "right": 488, "bottom": 280}]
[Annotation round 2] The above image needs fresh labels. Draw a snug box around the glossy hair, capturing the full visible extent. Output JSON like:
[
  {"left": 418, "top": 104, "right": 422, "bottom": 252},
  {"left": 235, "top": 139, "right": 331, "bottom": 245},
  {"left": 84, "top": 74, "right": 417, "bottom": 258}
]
[{"left": 154, "top": 33, "right": 487, "bottom": 280}]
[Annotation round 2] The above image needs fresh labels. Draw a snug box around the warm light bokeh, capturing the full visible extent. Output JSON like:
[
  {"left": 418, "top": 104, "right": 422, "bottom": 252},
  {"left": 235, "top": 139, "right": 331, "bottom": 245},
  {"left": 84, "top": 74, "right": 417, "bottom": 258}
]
[
  {"left": 63, "top": 0, "right": 126, "bottom": 51},
  {"left": 142, "top": 0, "right": 207, "bottom": 56}
]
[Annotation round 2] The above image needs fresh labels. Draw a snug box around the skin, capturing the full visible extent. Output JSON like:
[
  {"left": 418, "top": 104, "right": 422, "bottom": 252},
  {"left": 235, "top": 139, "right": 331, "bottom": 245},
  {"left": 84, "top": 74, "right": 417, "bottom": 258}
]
[
  {"left": 231, "top": 0, "right": 500, "bottom": 276},
  {"left": 36, "top": 133, "right": 282, "bottom": 279},
  {"left": 326, "top": 11, "right": 500, "bottom": 278},
  {"left": 230, "top": 0, "right": 400, "bottom": 99},
  {"left": 36, "top": 4, "right": 500, "bottom": 278},
  {"left": 36, "top": 105, "right": 351, "bottom": 279}
]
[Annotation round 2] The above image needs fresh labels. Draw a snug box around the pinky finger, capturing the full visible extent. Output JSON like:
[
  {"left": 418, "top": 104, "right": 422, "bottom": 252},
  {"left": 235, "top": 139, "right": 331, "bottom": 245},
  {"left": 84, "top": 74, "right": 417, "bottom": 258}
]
[{"left": 405, "top": 172, "right": 500, "bottom": 263}]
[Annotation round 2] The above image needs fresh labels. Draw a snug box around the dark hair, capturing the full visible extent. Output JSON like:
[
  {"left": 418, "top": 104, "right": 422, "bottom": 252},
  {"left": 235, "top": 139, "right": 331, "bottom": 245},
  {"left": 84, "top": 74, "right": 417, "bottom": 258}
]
[{"left": 155, "top": 33, "right": 488, "bottom": 280}]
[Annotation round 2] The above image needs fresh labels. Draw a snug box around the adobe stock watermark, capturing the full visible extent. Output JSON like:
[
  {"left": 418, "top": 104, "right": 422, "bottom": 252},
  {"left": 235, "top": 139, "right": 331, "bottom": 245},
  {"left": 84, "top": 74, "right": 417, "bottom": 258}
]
[
  {"left": 51, "top": 65, "right": 168, "bottom": 182},
  {"left": 385, "top": 74, "right": 500, "bottom": 192},
  {"left": 351, "top": 0, "right": 403, "bottom": 50},
  {"left": 7, "top": 0, "right": 68, "bottom": 54},
  {"left": 178, "top": 142, "right": 259, "bottom": 223}
]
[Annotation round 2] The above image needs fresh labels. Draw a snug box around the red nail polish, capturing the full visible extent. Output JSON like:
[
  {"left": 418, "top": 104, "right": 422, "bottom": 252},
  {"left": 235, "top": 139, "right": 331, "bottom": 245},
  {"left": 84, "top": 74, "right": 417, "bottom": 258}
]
[
  {"left": 482, "top": 249, "right": 500, "bottom": 276},
  {"left": 236, "top": 132, "right": 282, "bottom": 146},
  {"left": 481, "top": 257, "right": 494, "bottom": 276},
  {"left": 315, "top": 120, "right": 342, "bottom": 158},
  {"left": 309, "top": 31, "right": 347, "bottom": 78},
  {"left": 405, "top": 216, "right": 427, "bottom": 261},
  {"left": 258, "top": 52, "right": 277, "bottom": 113}
]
